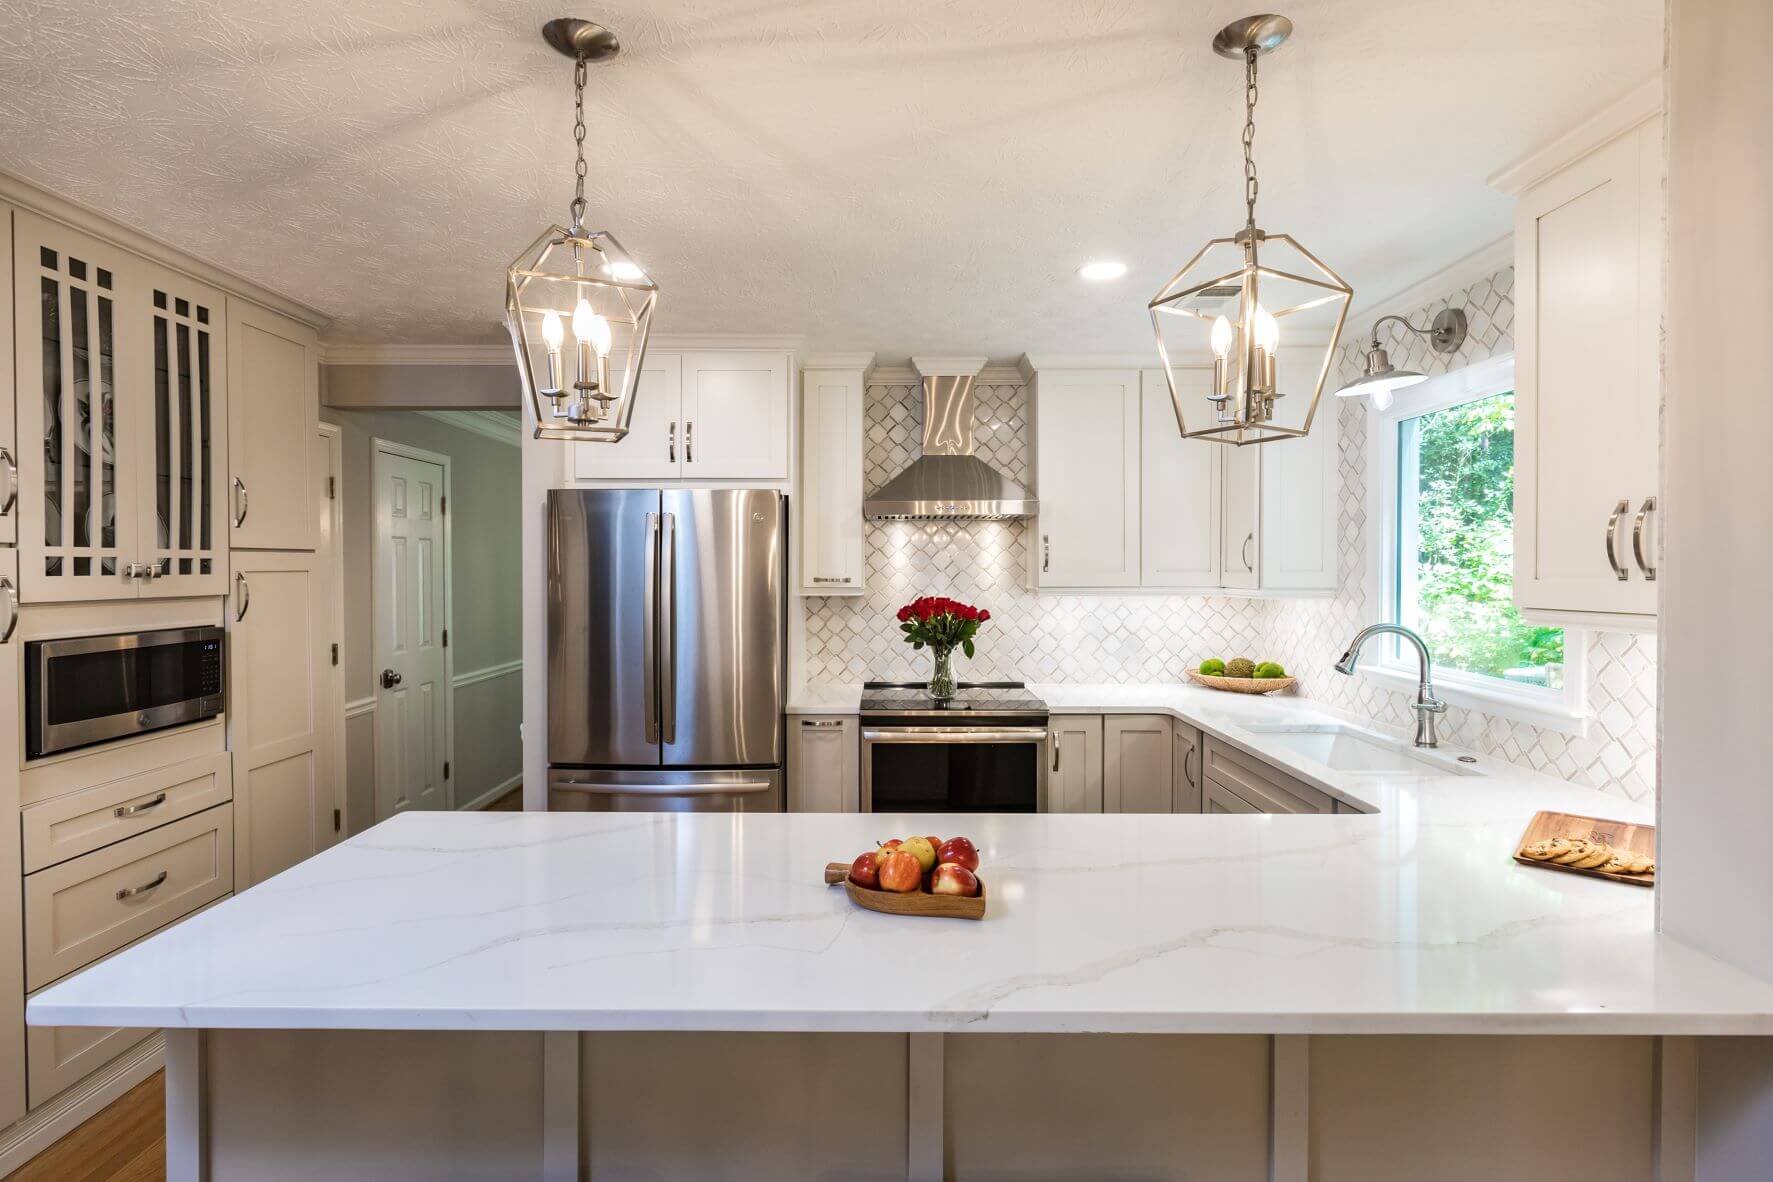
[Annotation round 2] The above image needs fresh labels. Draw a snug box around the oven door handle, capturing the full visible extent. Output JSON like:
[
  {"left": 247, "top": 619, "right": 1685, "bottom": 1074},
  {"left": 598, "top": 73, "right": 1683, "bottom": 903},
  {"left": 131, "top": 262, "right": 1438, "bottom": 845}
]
[
  {"left": 550, "top": 778, "right": 774, "bottom": 796},
  {"left": 862, "top": 728, "right": 1049, "bottom": 744}
]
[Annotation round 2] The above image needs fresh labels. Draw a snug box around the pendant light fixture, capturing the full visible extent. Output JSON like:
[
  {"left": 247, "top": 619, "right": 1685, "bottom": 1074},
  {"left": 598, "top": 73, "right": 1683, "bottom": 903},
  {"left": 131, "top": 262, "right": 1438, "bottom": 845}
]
[
  {"left": 1148, "top": 14, "right": 1352, "bottom": 446},
  {"left": 1333, "top": 309, "right": 1469, "bottom": 410},
  {"left": 506, "top": 18, "right": 659, "bottom": 442}
]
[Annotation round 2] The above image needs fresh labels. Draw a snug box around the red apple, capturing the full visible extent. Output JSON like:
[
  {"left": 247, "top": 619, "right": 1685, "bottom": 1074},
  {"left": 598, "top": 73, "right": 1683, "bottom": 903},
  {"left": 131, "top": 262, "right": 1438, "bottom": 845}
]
[
  {"left": 877, "top": 838, "right": 903, "bottom": 859},
  {"left": 935, "top": 836, "right": 979, "bottom": 873},
  {"left": 930, "top": 863, "right": 980, "bottom": 897},
  {"left": 878, "top": 850, "right": 922, "bottom": 893},
  {"left": 848, "top": 851, "right": 880, "bottom": 890}
]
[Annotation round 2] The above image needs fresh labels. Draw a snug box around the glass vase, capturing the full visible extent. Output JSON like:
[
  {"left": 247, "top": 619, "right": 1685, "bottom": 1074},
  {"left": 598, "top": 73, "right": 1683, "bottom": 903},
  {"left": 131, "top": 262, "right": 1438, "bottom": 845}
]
[{"left": 927, "top": 645, "right": 957, "bottom": 701}]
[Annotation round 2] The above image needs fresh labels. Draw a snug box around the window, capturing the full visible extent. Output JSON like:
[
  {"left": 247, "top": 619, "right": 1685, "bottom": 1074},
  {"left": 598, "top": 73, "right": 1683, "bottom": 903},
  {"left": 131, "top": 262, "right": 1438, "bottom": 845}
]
[{"left": 1367, "top": 354, "right": 1586, "bottom": 729}]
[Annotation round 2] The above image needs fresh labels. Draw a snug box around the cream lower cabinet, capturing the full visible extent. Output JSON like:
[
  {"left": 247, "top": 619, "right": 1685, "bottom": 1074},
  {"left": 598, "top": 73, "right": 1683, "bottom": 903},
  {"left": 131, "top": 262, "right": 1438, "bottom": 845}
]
[
  {"left": 1048, "top": 715, "right": 1104, "bottom": 813},
  {"left": 227, "top": 299, "right": 318, "bottom": 551},
  {"left": 0, "top": 546, "right": 23, "bottom": 1128},
  {"left": 1026, "top": 361, "right": 1335, "bottom": 594},
  {"left": 798, "top": 356, "right": 870, "bottom": 595},
  {"left": 787, "top": 716, "right": 858, "bottom": 813},
  {"left": 0, "top": 210, "right": 16, "bottom": 547},
  {"left": 1507, "top": 109, "right": 1662, "bottom": 627},
  {"left": 1202, "top": 737, "right": 1335, "bottom": 814},
  {"left": 13, "top": 207, "right": 229, "bottom": 603},
  {"left": 1104, "top": 715, "right": 1174, "bottom": 813},
  {"left": 228, "top": 550, "right": 327, "bottom": 888},
  {"left": 1173, "top": 722, "right": 1203, "bottom": 814}
]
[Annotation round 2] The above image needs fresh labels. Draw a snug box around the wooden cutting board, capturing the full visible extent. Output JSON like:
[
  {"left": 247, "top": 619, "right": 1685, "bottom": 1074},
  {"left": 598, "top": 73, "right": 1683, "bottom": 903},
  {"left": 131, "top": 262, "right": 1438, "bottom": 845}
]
[{"left": 1512, "top": 811, "right": 1655, "bottom": 887}]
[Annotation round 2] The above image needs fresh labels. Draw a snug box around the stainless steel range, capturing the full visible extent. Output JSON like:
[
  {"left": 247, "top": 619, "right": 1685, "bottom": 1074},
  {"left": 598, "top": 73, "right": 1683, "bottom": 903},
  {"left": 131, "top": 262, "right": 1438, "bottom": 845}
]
[{"left": 860, "top": 681, "right": 1049, "bottom": 813}]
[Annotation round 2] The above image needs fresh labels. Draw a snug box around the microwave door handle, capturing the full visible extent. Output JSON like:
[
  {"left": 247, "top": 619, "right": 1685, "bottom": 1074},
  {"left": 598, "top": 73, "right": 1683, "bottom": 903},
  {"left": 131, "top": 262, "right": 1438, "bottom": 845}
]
[
  {"left": 660, "top": 511, "right": 676, "bottom": 746},
  {"left": 643, "top": 512, "right": 659, "bottom": 745}
]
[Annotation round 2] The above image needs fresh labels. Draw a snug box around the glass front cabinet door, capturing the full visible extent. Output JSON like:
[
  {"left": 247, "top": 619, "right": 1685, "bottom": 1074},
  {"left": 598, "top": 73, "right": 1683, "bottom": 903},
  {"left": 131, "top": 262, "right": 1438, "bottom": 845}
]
[{"left": 12, "top": 208, "right": 227, "bottom": 603}]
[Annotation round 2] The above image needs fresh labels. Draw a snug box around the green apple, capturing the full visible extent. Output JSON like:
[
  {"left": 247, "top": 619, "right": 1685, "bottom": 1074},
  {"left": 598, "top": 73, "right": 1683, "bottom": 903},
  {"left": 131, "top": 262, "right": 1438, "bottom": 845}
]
[{"left": 901, "top": 836, "right": 938, "bottom": 873}]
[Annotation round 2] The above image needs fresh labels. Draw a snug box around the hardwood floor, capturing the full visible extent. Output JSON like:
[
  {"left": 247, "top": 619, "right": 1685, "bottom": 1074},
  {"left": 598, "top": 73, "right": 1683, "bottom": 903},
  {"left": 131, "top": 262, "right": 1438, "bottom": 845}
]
[
  {"left": 486, "top": 784, "right": 523, "bottom": 811},
  {"left": 9, "top": 1071, "right": 163, "bottom": 1181}
]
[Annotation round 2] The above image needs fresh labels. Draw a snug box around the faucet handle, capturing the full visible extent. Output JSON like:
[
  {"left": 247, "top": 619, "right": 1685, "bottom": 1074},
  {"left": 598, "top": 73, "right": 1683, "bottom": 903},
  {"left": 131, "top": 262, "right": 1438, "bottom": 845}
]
[{"left": 1417, "top": 693, "right": 1448, "bottom": 714}]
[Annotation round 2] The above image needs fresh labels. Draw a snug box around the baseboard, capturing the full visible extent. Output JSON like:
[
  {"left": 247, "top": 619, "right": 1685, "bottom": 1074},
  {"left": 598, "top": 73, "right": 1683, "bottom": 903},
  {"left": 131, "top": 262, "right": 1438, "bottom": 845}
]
[
  {"left": 0, "top": 1032, "right": 163, "bottom": 1176},
  {"left": 459, "top": 772, "right": 523, "bottom": 812}
]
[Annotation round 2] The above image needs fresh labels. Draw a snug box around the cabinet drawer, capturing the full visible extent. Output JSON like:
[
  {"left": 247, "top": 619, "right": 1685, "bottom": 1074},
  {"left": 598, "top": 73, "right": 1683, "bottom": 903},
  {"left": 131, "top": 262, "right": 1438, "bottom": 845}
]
[
  {"left": 22, "top": 752, "right": 233, "bottom": 873},
  {"left": 25, "top": 804, "right": 233, "bottom": 991},
  {"left": 1202, "top": 739, "right": 1333, "bottom": 814}
]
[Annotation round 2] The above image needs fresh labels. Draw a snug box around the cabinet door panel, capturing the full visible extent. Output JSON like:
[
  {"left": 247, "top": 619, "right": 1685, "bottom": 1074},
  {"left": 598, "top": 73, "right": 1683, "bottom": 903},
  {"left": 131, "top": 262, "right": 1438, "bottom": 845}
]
[
  {"left": 1104, "top": 715, "right": 1173, "bottom": 813},
  {"left": 1220, "top": 443, "right": 1260, "bottom": 590},
  {"left": 788, "top": 716, "right": 858, "bottom": 812},
  {"left": 1141, "top": 369, "right": 1221, "bottom": 588},
  {"left": 229, "top": 551, "right": 325, "bottom": 888},
  {"left": 682, "top": 351, "right": 790, "bottom": 479},
  {"left": 1173, "top": 722, "right": 1203, "bottom": 813},
  {"left": 1035, "top": 370, "right": 1140, "bottom": 587},
  {"left": 14, "top": 211, "right": 138, "bottom": 601},
  {"left": 1259, "top": 363, "right": 1337, "bottom": 592},
  {"left": 571, "top": 352, "right": 683, "bottom": 480},
  {"left": 137, "top": 267, "right": 229, "bottom": 597},
  {"left": 228, "top": 299, "right": 317, "bottom": 550},
  {"left": 1048, "top": 715, "right": 1104, "bottom": 814},
  {"left": 0, "top": 207, "right": 15, "bottom": 545},
  {"left": 799, "top": 369, "right": 865, "bottom": 594},
  {"left": 1514, "top": 119, "right": 1660, "bottom": 616},
  {"left": 0, "top": 547, "right": 24, "bottom": 1126}
]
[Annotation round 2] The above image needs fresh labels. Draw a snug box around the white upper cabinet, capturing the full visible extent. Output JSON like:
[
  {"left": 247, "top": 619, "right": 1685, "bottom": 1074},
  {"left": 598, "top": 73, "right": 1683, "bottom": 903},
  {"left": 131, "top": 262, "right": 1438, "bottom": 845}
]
[
  {"left": 227, "top": 299, "right": 318, "bottom": 551},
  {"left": 14, "top": 209, "right": 227, "bottom": 603},
  {"left": 1220, "top": 440, "right": 1261, "bottom": 591},
  {"left": 798, "top": 355, "right": 869, "bottom": 595},
  {"left": 1257, "top": 355, "right": 1338, "bottom": 594},
  {"left": 1509, "top": 111, "right": 1662, "bottom": 625},
  {"left": 682, "top": 351, "right": 792, "bottom": 479},
  {"left": 1030, "top": 368, "right": 1141, "bottom": 587},
  {"left": 570, "top": 351, "right": 683, "bottom": 481},
  {"left": 569, "top": 349, "right": 790, "bottom": 482},
  {"left": 1140, "top": 368, "right": 1221, "bottom": 588}
]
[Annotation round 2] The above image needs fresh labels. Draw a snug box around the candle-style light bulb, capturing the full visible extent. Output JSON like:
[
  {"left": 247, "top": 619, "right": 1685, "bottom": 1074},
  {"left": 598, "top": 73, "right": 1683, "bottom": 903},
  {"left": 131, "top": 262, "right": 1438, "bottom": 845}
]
[
  {"left": 586, "top": 310, "right": 612, "bottom": 358},
  {"left": 1209, "top": 315, "right": 1234, "bottom": 405},
  {"left": 570, "top": 298, "right": 596, "bottom": 396},
  {"left": 1210, "top": 315, "right": 1233, "bottom": 359},
  {"left": 1253, "top": 304, "right": 1278, "bottom": 353},
  {"left": 542, "top": 309, "right": 565, "bottom": 350}
]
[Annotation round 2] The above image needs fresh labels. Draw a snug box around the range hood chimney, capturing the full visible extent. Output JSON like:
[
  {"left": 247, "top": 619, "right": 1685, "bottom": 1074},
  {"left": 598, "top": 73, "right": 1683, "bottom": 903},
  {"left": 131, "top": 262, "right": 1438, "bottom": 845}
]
[{"left": 862, "top": 357, "right": 1037, "bottom": 521}]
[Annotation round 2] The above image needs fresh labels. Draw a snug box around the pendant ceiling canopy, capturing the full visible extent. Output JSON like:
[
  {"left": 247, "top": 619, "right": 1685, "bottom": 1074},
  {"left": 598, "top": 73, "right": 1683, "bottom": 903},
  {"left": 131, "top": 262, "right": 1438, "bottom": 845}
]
[{"left": 1148, "top": 14, "right": 1352, "bottom": 446}]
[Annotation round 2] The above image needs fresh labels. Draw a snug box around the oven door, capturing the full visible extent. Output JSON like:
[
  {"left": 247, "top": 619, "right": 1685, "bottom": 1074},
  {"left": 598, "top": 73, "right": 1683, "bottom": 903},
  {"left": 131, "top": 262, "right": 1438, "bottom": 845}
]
[{"left": 862, "top": 726, "right": 1049, "bottom": 813}]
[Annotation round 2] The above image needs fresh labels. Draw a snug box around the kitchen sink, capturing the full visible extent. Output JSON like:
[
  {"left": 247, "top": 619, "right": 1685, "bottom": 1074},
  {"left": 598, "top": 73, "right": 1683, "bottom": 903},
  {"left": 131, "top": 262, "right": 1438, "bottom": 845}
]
[{"left": 1241, "top": 724, "right": 1478, "bottom": 776}]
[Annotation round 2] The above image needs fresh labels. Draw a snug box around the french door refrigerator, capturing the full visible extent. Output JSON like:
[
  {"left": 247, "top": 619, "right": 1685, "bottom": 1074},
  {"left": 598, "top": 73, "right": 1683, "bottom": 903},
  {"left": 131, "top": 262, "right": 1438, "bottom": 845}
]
[{"left": 546, "top": 488, "right": 787, "bottom": 812}]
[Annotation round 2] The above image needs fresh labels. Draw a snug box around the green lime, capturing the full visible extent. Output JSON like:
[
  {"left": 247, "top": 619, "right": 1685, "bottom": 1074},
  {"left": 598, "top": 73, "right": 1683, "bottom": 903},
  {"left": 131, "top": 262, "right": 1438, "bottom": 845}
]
[{"left": 1198, "top": 658, "right": 1226, "bottom": 676}]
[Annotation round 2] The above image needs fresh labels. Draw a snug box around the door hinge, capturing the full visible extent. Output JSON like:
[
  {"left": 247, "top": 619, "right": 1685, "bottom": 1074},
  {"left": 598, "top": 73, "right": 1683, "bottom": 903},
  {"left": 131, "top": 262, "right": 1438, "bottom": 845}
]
[
  {"left": 440, "top": 495, "right": 447, "bottom": 515},
  {"left": 442, "top": 628, "right": 448, "bottom": 647},
  {"left": 327, "top": 475, "right": 336, "bottom": 500},
  {"left": 333, "top": 808, "right": 342, "bottom": 833},
  {"left": 443, "top": 761, "right": 451, "bottom": 780},
  {"left": 330, "top": 642, "right": 339, "bottom": 666}
]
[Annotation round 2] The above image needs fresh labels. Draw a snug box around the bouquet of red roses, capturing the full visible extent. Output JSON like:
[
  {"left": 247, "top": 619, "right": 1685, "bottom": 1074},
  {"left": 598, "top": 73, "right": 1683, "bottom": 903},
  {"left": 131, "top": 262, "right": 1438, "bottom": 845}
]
[{"left": 895, "top": 596, "right": 991, "bottom": 659}]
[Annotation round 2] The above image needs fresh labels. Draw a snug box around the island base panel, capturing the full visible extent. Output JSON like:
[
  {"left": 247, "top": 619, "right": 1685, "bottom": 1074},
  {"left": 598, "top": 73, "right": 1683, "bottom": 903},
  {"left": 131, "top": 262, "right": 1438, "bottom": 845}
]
[{"left": 165, "top": 1030, "right": 1757, "bottom": 1180}]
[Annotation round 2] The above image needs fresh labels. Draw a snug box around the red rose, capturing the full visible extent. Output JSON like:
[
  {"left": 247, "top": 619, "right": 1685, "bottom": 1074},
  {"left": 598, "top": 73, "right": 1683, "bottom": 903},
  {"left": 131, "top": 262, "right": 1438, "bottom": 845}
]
[{"left": 979, "top": 609, "right": 990, "bottom": 621}]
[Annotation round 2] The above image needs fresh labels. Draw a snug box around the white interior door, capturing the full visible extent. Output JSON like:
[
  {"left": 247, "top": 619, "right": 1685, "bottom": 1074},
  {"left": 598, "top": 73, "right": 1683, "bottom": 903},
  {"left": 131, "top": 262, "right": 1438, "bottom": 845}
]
[
  {"left": 373, "top": 446, "right": 450, "bottom": 818},
  {"left": 1141, "top": 368, "right": 1221, "bottom": 588}
]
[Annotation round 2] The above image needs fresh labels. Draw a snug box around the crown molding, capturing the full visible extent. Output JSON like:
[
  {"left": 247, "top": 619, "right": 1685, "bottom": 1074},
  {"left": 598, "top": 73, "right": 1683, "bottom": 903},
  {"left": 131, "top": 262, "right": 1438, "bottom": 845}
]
[
  {"left": 911, "top": 355, "right": 988, "bottom": 378},
  {"left": 416, "top": 410, "right": 521, "bottom": 448},
  {"left": 0, "top": 168, "right": 330, "bottom": 330},
  {"left": 1487, "top": 75, "right": 1662, "bottom": 196},
  {"left": 802, "top": 352, "right": 876, "bottom": 371},
  {"left": 1017, "top": 352, "right": 1158, "bottom": 379},
  {"left": 869, "top": 364, "right": 1025, "bottom": 387},
  {"left": 1345, "top": 235, "right": 1514, "bottom": 341},
  {"left": 321, "top": 343, "right": 511, "bottom": 366}
]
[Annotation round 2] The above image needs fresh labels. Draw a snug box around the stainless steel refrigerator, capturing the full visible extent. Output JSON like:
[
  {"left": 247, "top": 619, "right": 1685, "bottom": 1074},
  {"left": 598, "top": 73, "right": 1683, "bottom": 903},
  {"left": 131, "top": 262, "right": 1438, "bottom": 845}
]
[{"left": 546, "top": 488, "right": 787, "bottom": 812}]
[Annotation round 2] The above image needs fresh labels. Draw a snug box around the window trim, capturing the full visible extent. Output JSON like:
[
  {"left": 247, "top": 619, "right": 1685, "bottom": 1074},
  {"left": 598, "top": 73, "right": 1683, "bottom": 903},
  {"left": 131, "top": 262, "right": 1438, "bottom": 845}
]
[{"left": 1362, "top": 352, "right": 1590, "bottom": 736}]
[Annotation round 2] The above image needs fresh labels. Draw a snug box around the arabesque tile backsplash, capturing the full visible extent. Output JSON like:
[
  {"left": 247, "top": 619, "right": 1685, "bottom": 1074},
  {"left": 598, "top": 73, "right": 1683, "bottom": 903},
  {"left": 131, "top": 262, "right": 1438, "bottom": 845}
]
[{"left": 802, "top": 264, "right": 1658, "bottom": 801}]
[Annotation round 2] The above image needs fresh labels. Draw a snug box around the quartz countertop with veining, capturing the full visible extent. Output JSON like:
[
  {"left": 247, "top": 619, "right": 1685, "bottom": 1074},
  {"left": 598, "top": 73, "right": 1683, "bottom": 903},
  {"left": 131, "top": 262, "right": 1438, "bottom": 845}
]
[{"left": 30, "top": 685, "right": 1773, "bottom": 1036}]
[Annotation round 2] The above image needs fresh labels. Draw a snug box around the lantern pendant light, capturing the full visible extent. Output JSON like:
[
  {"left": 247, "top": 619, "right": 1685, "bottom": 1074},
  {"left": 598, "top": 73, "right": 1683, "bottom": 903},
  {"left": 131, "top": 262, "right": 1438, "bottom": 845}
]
[
  {"left": 506, "top": 18, "right": 659, "bottom": 442},
  {"left": 1148, "top": 14, "right": 1352, "bottom": 446}
]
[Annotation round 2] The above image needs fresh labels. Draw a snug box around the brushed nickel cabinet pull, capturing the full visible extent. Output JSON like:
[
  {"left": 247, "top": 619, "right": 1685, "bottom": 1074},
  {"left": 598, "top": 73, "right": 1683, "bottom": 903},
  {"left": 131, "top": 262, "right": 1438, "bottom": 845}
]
[
  {"left": 1042, "top": 534, "right": 1050, "bottom": 574},
  {"left": 668, "top": 422, "right": 676, "bottom": 464},
  {"left": 235, "top": 571, "right": 251, "bottom": 621},
  {"left": 233, "top": 475, "right": 248, "bottom": 527},
  {"left": 0, "top": 576, "right": 15, "bottom": 645},
  {"left": 0, "top": 446, "right": 16, "bottom": 516},
  {"left": 116, "top": 870, "right": 168, "bottom": 900},
  {"left": 1605, "top": 499, "right": 1629, "bottom": 581},
  {"left": 811, "top": 576, "right": 853, "bottom": 584},
  {"left": 1052, "top": 734, "right": 1061, "bottom": 772},
  {"left": 1631, "top": 496, "right": 1657, "bottom": 581},
  {"left": 114, "top": 792, "right": 168, "bottom": 818},
  {"left": 685, "top": 420, "right": 694, "bottom": 463},
  {"left": 1241, "top": 531, "right": 1254, "bottom": 572},
  {"left": 801, "top": 719, "right": 845, "bottom": 728}
]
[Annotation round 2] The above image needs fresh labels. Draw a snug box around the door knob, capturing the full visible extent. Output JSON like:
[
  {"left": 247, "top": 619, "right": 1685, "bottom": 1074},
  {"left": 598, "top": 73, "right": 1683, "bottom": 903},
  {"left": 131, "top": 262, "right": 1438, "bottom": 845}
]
[{"left": 380, "top": 669, "right": 403, "bottom": 688}]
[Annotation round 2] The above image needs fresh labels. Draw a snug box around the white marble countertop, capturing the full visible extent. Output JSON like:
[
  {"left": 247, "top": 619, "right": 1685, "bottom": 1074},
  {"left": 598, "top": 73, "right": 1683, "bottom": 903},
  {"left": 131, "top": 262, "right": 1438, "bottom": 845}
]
[{"left": 31, "top": 684, "right": 1773, "bottom": 1037}]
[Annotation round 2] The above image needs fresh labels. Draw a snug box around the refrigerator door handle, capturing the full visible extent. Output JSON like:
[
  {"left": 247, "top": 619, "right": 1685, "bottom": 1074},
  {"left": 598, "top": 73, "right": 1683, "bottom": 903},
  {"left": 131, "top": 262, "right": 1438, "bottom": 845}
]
[
  {"left": 660, "top": 510, "right": 677, "bottom": 745},
  {"left": 643, "top": 512, "right": 660, "bottom": 744}
]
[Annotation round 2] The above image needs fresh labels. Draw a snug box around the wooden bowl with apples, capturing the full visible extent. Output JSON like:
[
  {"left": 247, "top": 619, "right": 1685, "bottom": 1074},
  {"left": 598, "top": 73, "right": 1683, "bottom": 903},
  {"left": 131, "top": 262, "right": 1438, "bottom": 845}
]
[{"left": 824, "top": 835, "right": 985, "bottom": 920}]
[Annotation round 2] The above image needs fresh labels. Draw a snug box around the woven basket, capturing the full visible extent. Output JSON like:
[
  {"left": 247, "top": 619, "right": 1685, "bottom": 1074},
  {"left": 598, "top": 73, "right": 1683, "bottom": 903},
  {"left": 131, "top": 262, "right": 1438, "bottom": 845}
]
[{"left": 1186, "top": 670, "right": 1297, "bottom": 695}]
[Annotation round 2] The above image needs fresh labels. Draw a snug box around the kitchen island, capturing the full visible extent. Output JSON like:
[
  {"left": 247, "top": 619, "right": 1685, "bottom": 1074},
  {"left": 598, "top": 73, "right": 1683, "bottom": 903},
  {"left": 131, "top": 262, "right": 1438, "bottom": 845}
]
[{"left": 29, "top": 689, "right": 1773, "bottom": 1180}]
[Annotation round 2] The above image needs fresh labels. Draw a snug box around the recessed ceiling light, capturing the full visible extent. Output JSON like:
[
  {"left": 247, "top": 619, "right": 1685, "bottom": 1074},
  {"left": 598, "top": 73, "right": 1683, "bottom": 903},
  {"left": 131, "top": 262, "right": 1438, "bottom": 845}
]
[{"left": 1078, "top": 260, "right": 1128, "bottom": 281}]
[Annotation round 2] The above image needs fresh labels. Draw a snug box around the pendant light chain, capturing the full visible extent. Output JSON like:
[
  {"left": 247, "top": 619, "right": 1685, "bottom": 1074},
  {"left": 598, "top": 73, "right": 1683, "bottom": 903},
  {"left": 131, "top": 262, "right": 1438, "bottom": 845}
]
[
  {"left": 1242, "top": 46, "right": 1260, "bottom": 232},
  {"left": 569, "top": 55, "right": 590, "bottom": 231}
]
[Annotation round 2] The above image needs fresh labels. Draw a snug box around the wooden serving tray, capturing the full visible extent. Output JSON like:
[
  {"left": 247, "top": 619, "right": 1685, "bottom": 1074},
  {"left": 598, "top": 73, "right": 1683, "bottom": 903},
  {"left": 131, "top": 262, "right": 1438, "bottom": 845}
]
[
  {"left": 1186, "top": 670, "right": 1297, "bottom": 695},
  {"left": 823, "top": 863, "right": 986, "bottom": 920},
  {"left": 1512, "top": 811, "right": 1655, "bottom": 887}
]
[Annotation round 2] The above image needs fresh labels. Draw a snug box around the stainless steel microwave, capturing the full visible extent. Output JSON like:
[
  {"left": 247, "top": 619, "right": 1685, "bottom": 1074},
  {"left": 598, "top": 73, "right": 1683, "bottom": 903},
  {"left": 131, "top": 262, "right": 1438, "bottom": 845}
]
[{"left": 25, "top": 626, "right": 225, "bottom": 759}]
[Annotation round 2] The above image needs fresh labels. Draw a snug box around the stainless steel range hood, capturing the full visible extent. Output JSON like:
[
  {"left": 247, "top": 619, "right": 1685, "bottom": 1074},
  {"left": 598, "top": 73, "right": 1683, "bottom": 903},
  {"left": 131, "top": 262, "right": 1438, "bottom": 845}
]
[{"left": 863, "top": 358, "right": 1037, "bottom": 521}]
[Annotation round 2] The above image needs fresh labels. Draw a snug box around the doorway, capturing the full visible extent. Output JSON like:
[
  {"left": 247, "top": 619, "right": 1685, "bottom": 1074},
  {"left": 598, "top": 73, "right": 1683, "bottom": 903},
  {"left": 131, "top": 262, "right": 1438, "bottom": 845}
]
[{"left": 372, "top": 440, "right": 452, "bottom": 818}]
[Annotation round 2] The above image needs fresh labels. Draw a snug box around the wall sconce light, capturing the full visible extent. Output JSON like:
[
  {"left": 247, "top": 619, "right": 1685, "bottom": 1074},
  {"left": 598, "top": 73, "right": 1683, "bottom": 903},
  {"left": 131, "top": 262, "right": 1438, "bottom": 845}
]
[{"left": 1333, "top": 308, "right": 1468, "bottom": 409}]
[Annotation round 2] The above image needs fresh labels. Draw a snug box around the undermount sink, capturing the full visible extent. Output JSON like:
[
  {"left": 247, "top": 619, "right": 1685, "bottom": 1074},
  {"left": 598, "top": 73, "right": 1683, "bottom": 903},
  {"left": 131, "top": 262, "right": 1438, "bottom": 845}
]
[{"left": 1242, "top": 724, "right": 1479, "bottom": 777}]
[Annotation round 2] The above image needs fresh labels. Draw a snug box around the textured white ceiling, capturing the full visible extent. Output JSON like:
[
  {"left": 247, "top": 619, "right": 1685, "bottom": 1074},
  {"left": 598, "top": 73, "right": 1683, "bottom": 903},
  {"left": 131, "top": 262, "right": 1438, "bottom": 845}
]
[{"left": 0, "top": 0, "right": 1660, "bottom": 358}]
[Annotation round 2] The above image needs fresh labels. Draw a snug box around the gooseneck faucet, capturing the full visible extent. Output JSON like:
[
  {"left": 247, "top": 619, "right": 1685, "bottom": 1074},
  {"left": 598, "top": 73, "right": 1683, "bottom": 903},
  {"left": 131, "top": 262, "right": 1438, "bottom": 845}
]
[{"left": 1332, "top": 624, "right": 1447, "bottom": 748}]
